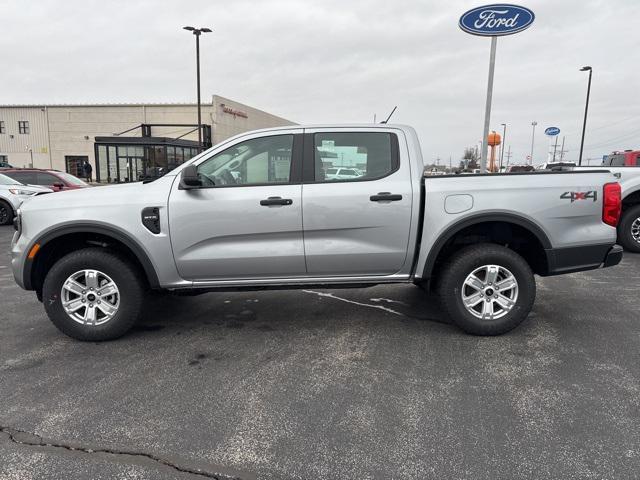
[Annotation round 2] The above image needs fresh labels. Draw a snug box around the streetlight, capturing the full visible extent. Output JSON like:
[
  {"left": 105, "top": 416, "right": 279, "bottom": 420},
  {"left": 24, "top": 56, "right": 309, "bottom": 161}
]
[
  {"left": 183, "top": 26, "right": 212, "bottom": 149},
  {"left": 578, "top": 66, "right": 593, "bottom": 166},
  {"left": 499, "top": 123, "right": 507, "bottom": 170},
  {"left": 530, "top": 121, "right": 537, "bottom": 165}
]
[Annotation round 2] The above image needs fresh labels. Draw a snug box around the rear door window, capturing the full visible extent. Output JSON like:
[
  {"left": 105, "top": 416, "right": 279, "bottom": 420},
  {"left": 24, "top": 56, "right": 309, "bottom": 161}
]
[{"left": 313, "top": 132, "right": 397, "bottom": 183}]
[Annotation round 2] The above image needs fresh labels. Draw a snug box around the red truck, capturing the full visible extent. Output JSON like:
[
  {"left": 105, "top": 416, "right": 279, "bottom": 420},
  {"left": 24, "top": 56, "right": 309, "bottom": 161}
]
[{"left": 602, "top": 150, "right": 640, "bottom": 167}]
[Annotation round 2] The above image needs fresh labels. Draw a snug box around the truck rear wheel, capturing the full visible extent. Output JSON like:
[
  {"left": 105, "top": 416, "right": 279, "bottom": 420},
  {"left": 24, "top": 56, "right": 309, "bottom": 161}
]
[
  {"left": 617, "top": 205, "right": 640, "bottom": 253},
  {"left": 438, "top": 244, "right": 536, "bottom": 335},
  {"left": 42, "top": 248, "right": 145, "bottom": 341}
]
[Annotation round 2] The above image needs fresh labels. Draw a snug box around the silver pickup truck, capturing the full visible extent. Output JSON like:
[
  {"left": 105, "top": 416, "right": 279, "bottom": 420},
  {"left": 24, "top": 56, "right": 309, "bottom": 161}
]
[
  {"left": 10, "top": 125, "right": 623, "bottom": 341},
  {"left": 575, "top": 166, "right": 640, "bottom": 253}
]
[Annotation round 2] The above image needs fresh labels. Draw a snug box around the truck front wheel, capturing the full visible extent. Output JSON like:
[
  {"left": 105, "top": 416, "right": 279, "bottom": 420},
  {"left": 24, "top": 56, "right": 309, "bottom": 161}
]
[
  {"left": 438, "top": 244, "right": 536, "bottom": 335},
  {"left": 617, "top": 205, "right": 640, "bottom": 253},
  {"left": 42, "top": 248, "right": 145, "bottom": 341}
]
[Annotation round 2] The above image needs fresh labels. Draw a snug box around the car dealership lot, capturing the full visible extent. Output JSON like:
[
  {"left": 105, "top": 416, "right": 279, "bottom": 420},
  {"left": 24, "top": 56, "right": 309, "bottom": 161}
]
[{"left": 1, "top": 225, "right": 639, "bottom": 480}]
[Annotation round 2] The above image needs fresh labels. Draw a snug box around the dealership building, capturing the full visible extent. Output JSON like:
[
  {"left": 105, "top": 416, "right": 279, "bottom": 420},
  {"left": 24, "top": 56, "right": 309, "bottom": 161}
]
[{"left": 0, "top": 95, "right": 294, "bottom": 182}]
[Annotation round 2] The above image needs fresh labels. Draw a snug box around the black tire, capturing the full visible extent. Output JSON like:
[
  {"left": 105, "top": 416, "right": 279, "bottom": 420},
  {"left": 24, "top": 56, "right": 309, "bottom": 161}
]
[
  {"left": 437, "top": 243, "right": 536, "bottom": 335},
  {"left": 617, "top": 205, "right": 640, "bottom": 253},
  {"left": 0, "top": 200, "right": 14, "bottom": 226},
  {"left": 42, "top": 248, "right": 145, "bottom": 341}
]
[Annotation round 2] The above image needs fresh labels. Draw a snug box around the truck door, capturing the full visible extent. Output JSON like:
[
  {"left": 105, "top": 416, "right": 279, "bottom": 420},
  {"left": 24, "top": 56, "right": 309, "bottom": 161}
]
[
  {"left": 301, "top": 129, "right": 413, "bottom": 276},
  {"left": 168, "top": 130, "right": 306, "bottom": 281}
]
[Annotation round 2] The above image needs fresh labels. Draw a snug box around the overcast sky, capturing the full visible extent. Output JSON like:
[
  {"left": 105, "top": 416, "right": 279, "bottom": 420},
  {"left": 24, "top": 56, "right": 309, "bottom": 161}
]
[{"left": 3, "top": 0, "right": 639, "bottom": 165}]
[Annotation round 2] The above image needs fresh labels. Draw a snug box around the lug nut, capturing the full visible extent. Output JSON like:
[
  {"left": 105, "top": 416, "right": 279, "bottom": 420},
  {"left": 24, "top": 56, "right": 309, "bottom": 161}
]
[{"left": 81, "top": 299, "right": 86, "bottom": 303}]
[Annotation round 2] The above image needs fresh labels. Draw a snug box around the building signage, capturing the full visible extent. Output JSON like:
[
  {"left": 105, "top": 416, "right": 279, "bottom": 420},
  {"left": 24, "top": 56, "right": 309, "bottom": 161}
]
[
  {"left": 222, "top": 105, "right": 248, "bottom": 119},
  {"left": 544, "top": 127, "right": 560, "bottom": 136},
  {"left": 459, "top": 4, "right": 535, "bottom": 36}
]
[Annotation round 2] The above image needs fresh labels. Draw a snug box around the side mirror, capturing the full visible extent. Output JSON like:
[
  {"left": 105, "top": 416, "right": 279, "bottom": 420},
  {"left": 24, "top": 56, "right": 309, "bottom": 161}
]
[
  {"left": 53, "top": 182, "right": 65, "bottom": 189},
  {"left": 179, "top": 165, "right": 202, "bottom": 190}
]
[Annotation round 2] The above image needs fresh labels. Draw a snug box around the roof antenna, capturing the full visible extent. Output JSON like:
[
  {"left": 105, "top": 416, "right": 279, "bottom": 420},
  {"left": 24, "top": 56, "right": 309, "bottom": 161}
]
[{"left": 381, "top": 106, "right": 397, "bottom": 124}]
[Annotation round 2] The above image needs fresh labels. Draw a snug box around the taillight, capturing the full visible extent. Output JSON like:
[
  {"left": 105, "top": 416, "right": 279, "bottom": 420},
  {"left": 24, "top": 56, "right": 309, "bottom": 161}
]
[{"left": 603, "top": 182, "right": 621, "bottom": 227}]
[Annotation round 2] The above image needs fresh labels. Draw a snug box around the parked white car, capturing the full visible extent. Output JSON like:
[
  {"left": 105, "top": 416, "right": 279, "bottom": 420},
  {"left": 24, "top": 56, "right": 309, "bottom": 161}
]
[
  {"left": 325, "top": 167, "right": 362, "bottom": 180},
  {"left": 0, "top": 173, "right": 53, "bottom": 226}
]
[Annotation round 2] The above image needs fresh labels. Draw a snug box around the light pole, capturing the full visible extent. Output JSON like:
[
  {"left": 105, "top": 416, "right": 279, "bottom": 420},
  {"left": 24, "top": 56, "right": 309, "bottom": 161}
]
[
  {"left": 530, "top": 121, "right": 537, "bottom": 165},
  {"left": 578, "top": 66, "right": 592, "bottom": 166},
  {"left": 499, "top": 123, "right": 507, "bottom": 170},
  {"left": 183, "top": 26, "right": 212, "bottom": 149}
]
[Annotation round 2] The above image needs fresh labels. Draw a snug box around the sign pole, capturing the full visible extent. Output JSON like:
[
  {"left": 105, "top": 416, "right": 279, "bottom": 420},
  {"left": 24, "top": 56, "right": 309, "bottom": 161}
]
[{"left": 481, "top": 36, "right": 497, "bottom": 173}]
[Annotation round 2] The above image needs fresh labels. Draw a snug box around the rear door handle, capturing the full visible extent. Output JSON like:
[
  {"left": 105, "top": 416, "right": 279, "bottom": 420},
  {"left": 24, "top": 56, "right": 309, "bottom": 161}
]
[
  {"left": 260, "top": 196, "right": 293, "bottom": 206},
  {"left": 370, "top": 192, "right": 403, "bottom": 202}
]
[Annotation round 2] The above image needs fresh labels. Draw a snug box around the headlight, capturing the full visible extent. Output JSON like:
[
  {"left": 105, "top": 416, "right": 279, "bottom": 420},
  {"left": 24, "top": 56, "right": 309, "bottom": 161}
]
[{"left": 8, "top": 189, "right": 37, "bottom": 196}]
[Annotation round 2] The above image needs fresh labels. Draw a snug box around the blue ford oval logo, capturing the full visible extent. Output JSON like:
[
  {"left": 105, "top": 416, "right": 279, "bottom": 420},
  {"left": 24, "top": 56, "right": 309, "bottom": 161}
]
[
  {"left": 544, "top": 127, "right": 560, "bottom": 136},
  {"left": 459, "top": 4, "right": 535, "bottom": 36}
]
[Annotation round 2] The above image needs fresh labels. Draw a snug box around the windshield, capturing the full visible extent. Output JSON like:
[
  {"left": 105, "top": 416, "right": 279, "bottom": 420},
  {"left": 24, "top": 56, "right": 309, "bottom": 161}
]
[
  {"left": 0, "top": 173, "right": 22, "bottom": 186},
  {"left": 55, "top": 172, "right": 88, "bottom": 186}
]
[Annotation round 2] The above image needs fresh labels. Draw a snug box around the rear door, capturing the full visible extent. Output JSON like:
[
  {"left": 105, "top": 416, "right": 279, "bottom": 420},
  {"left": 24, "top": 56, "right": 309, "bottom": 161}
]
[
  {"left": 168, "top": 129, "right": 306, "bottom": 281},
  {"left": 301, "top": 129, "right": 413, "bottom": 276}
]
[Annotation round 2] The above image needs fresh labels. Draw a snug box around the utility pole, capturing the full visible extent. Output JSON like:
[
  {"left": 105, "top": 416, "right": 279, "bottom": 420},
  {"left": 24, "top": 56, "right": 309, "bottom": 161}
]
[
  {"left": 530, "top": 121, "right": 537, "bottom": 165},
  {"left": 551, "top": 136, "right": 560, "bottom": 162},
  {"left": 499, "top": 123, "right": 507, "bottom": 170},
  {"left": 559, "top": 136, "right": 566, "bottom": 161},
  {"left": 505, "top": 145, "right": 512, "bottom": 166}
]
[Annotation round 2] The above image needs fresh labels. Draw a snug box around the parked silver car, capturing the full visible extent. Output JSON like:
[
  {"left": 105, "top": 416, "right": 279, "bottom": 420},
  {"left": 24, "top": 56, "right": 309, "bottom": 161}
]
[
  {"left": 11, "top": 125, "right": 623, "bottom": 340},
  {"left": 0, "top": 173, "right": 52, "bottom": 225}
]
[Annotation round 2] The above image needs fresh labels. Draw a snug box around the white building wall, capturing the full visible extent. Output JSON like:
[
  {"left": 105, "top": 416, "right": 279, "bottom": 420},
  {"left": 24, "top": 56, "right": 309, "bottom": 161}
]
[
  {"left": 0, "top": 106, "right": 51, "bottom": 168},
  {"left": 211, "top": 95, "right": 293, "bottom": 144},
  {"left": 0, "top": 97, "right": 294, "bottom": 173}
]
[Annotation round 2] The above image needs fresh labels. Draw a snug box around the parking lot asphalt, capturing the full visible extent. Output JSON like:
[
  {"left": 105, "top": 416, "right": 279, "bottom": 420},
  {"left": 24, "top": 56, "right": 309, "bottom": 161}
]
[{"left": 1, "top": 225, "right": 639, "bottom": 480}]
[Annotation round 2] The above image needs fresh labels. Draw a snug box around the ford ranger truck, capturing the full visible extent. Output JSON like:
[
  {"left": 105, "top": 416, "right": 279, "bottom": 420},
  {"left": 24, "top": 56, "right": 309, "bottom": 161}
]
[
  {"left": 10, "top": 125, "right": 623, "bottom": 341},
  {"left": 575, "top": 165, "right": 640, "bottom": 253}
]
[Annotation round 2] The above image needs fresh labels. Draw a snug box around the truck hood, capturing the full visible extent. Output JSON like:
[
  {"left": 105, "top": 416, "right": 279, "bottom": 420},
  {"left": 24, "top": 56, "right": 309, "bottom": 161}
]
[{"left": 20, "top": 178, "right": 174, "bottom": 213}]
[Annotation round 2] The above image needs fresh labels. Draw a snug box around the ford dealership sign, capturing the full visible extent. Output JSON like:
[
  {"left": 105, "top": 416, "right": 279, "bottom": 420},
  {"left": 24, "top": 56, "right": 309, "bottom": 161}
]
[
  {"left": 544, "top": 127, "right": 560, "bottom": 136},
  {"left": 459, "top": 4, "right": 535, "bottom": 36}
]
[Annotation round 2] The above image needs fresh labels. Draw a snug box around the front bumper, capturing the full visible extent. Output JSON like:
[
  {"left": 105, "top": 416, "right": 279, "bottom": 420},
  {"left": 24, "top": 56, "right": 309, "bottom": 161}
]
[
  {"left": 10, "top": 229, "right": 30, "bottom": 290},
  {"left": 544, "top": 243, "right": 623, "bottom": 276}
]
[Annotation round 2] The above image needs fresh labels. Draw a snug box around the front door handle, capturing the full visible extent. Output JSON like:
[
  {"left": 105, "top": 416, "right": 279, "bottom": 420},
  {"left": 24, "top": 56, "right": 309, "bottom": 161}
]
[
  {"left": 260, "top": 196, "right": 293, "bottom": 206},
  {"left": 370, "top": 192, "right": 403, "bottom": 202}
]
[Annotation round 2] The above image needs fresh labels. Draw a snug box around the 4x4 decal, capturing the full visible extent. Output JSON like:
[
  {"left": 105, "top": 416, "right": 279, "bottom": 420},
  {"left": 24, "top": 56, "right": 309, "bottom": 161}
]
[{"left": 560, "top": 190, "right": 597, "bottom": 202}]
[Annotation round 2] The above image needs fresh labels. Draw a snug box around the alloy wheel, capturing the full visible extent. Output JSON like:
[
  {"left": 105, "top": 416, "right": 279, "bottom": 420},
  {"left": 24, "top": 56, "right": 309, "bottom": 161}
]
[
  {"left": 461, "top": 264, "right": 519, "bottom": 320},
  {"left": 631, "top": 217, "right": 640, "bottom": 244},
  {"left": 61, "top": 269, "right": 120, "bottom": 326}
]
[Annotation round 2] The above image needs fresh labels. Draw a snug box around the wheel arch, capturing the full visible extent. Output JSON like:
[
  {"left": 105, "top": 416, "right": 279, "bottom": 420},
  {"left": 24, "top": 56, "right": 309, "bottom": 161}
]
[
  {"left": 422, "top": 213, "right": 552, "bottom": 283},
  {"left": 25, "top": 223, "right": 160, "bottom": 294},
  {"left": 622, "top": 188, "right": 640, "bottom": 207}
]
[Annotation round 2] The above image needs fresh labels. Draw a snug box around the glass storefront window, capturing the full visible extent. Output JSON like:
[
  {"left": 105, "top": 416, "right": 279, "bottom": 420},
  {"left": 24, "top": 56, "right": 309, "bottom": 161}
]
[
  {"left": 95, "top": 142, "right": 199, "bottom": 183},
  {"left": 97, "top": 146, "right": 108, "bottom": 182},
  {"left": 108, "top": 146, "right": 118, "bottom": 182}
]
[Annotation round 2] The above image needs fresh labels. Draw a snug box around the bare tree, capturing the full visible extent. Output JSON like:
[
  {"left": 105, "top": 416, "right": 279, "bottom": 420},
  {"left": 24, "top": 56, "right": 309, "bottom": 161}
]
[{"left": 462, "top": 147, "right": 480, "bottom": 170}]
